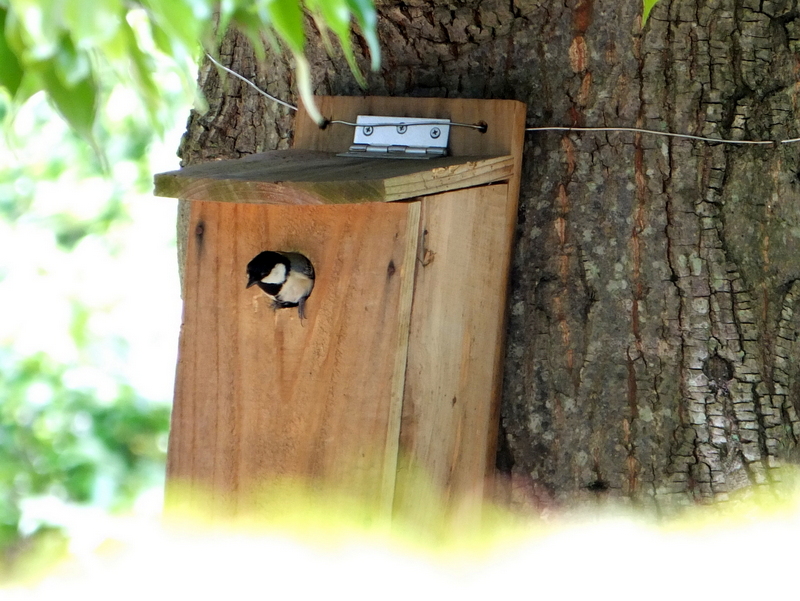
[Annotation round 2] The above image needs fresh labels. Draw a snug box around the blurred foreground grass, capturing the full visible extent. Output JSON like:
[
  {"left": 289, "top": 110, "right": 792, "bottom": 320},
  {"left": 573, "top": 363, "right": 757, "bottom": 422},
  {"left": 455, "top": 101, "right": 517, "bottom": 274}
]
[{"left": 3, "top": 470, "right": 800, "bottom": 598}]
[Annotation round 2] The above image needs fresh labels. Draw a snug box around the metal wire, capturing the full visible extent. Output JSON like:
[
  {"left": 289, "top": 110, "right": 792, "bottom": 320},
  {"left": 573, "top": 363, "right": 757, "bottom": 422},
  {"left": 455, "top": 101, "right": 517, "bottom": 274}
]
[
  {"left": 203, "top": 55, "right": 485, "bottom": 130},
  {"left": 205, "top": 53, "right": 298, "bottom": 112},
  {"left": 204, "top": 55, "right": 800, "bottom": 145},
  {"left": 527, "top": 125, "right": 800, "bottom": 146},
  {"left": 326, "top": 119, "right": 486, "bottom": 130}
]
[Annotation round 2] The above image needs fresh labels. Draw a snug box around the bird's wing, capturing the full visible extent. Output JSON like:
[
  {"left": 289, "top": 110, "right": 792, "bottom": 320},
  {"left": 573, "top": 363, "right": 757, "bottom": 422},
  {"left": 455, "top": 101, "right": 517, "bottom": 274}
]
[{"left": 282, "top": 252, "right": 315, "bottom": 280}]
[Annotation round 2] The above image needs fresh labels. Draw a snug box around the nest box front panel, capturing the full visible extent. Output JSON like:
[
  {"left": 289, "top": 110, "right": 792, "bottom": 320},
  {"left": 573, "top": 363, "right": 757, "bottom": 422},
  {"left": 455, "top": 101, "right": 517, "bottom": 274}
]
[{"left": 167, "top": 199, "right": 420, "bottom": 510}]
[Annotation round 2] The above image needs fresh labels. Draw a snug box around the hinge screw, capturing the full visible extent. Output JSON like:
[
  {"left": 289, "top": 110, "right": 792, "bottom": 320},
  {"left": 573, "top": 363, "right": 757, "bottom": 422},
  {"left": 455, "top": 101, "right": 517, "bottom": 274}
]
[
  {"left": 363, "top": 125, "right": 374, "bottom": 136},
  {"left": 396, "top": 124, "right": 407, "bottom": 134},
  {"left": 430, "top": 127, "right": 441, "bottom": 139}
]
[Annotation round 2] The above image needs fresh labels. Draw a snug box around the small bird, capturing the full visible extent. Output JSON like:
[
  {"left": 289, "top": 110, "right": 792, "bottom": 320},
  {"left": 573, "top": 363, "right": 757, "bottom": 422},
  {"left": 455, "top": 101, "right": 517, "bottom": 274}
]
[{"left": 246, "top": 251, "right": 315, "bottom": 319}]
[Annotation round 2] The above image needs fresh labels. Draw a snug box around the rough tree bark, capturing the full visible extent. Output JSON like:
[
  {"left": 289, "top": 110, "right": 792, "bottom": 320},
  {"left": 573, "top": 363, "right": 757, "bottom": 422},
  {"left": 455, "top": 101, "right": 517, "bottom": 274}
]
[{"left": 178, "top": 0, "right": 800, "bottom": 512}]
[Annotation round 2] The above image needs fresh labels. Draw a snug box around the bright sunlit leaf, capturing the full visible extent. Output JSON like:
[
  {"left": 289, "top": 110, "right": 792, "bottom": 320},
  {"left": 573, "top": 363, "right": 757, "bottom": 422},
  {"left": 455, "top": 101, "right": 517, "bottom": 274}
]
[
  {"left": 60, "top": 0, "right": 123, "bottom": 50},
  {"left": 643, "top": 0, "right": 660, "bottom": 23},
  {"left": 258, "top": 0, "right": 306, "bottom": 55},
  {"left": 294, "top": 53, "right": 322, "bottom": 124},
  {"left": 346, "top": 0, "right": 380, "bottom": 71},
  {"left": 308, "top": 0, "right": 366, "bottom": 87}
]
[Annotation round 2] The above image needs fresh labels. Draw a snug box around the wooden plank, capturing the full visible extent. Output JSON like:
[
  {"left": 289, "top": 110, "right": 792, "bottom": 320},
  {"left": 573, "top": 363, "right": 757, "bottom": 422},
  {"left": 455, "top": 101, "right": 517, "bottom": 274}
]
[
  {"left": 381, "top": 201, "right": 421, "bottom": 516},
  {"left": 164, "top": 96, "right": 528, "bottom": 521},
  {"left": 393, "top": 184, "right": 516, "bottom": 527},
  {"left": 166, "top": 199, "right": 420, "bottom": 514},
  {"left": 154, "top": 96, "right": 526, "bottom": 205},
  {"left": 154, "top": 150, "right": 513, "bottom": 205}
]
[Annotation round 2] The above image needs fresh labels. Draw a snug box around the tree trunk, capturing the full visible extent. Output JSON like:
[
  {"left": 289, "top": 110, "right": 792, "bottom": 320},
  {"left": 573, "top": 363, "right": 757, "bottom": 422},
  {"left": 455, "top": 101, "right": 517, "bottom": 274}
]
[{"left": 178, "top": 0, "right": 800, "bottom": 512}]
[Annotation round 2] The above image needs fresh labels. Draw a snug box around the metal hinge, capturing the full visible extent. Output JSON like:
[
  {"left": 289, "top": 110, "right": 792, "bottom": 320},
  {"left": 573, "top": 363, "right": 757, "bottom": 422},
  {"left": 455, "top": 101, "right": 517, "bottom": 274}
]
[{"left": 337, "top": 116, "right": 451, "bottom": 159}]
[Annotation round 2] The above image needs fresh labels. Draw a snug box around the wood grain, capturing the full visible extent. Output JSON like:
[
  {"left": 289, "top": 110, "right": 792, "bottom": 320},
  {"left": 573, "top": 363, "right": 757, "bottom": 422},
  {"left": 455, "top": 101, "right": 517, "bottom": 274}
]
[
  {"left": 154, "top": 150, "right": 513, "bottom": 205},
  {"left": 164, "top": 96, "right": 527, "bottom": 522},
  {"left": 167, "top": 200, "right": 420, "bottom": 513},
  {"left": 393, "top": 184, "right": 516, "bottom": 527}
]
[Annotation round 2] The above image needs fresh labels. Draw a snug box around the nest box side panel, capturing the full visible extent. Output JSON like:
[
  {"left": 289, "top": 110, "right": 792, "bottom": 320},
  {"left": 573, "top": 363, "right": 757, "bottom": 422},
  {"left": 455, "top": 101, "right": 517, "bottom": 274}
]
[
  {"left": 394, "top": 183, "right": 514, "bottom": 525},
  {"left": 167, "top": 200, "right": 420, "bottom": 513}
]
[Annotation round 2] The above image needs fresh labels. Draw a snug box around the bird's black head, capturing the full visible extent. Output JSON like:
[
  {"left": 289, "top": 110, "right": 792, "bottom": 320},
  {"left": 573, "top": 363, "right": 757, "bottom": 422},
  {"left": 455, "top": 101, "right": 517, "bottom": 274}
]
[{"left": 246, "top": 251, "right": 290, "bottom": 292}]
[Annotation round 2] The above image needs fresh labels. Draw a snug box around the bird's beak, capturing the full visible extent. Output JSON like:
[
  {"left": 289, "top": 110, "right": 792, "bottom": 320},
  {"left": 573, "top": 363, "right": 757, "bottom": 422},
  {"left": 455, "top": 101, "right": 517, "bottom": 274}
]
[{"left": 246, "top": 275, "right": 258, "bottom": 288}]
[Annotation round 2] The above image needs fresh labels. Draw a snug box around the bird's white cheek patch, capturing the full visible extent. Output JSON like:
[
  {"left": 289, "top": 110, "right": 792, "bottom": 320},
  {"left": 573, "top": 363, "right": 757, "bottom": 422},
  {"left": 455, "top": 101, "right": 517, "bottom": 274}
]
[{"left": 261, "top": 263, "right": 287, "bottom": 284}]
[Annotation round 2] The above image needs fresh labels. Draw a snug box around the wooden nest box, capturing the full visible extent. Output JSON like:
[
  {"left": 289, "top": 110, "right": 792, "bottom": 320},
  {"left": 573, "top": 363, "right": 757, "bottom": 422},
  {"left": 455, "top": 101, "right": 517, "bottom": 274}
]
[{"left": 155, "top": 96, "right": 526, "bottom": 522}]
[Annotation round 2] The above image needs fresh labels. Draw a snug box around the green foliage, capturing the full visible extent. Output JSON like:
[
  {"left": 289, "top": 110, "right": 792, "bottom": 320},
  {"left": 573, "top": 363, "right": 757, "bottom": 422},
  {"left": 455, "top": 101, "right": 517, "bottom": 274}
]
[
  {"left": 643, "top": 0, "right": 660, "bottom": 23},
  {"left": 0, "top": 58, "right": 183, "bottom": 578},
  {"left": 216, "top": 0, "right": 380, "bottom": 124},
  {"left": 0, "top": 350, "right": 171, "bottom": 573},
  {"left": 0, "top": 9, "right": 23, "bottom": 96},
  {"left": 0, "top": 0, "right": 380, "bottom": 142},
  {"left": 0, "top": 353, "right": 163, "bottom": 502}
]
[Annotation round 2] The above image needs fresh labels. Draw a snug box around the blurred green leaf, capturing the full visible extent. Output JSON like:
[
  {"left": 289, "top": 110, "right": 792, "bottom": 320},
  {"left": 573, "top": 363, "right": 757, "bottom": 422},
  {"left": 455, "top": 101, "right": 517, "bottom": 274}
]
[
  {"left": 0, "top": 173, "right": 33, "bottom": 220},
  {"left": 5, "top": 0, "right": 60, "bottom": 60},
  {"left": 258, "top": 0, "right": 305, "bottom": 56},
  {"left": 346, "top": 0, "right": 380, "bottom": 71},
  {"left": 1, "top": 0, "right": 380, "bottom": 140},
  {"left": 224, "top": 7, "right": 269, "bottom": 61},
  {"left": 61, "top": 0, "right": 123, "bottom": 49},
  {"left": 139, "top": 0, "right": 204, "bottom": 54},
  {"left": 0, "top": 349, "right": 172, "bottom": 554},
  {"left": 147, "top": 18, "right": 174, "bottom": 58},
  {"left": 119, "top": 20, "right": 160, "bottom": 108},
  {"left": 36, "top": 50, "right": 97, "bottom": 140},
  {"left": 0, "top": 8, "right": 23, "bottom": 95},
  {"left": 50, "top": 197, "right": 128, "bottom": 250},
  {"left": 308, "top": 0, "right": 365, "bottom": 87},
  {"left": 64, "top": 462, "right": 97, "bottom": 502},
  {"left": 294, "top": 53, "right": 322, "bottom": 124}
]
